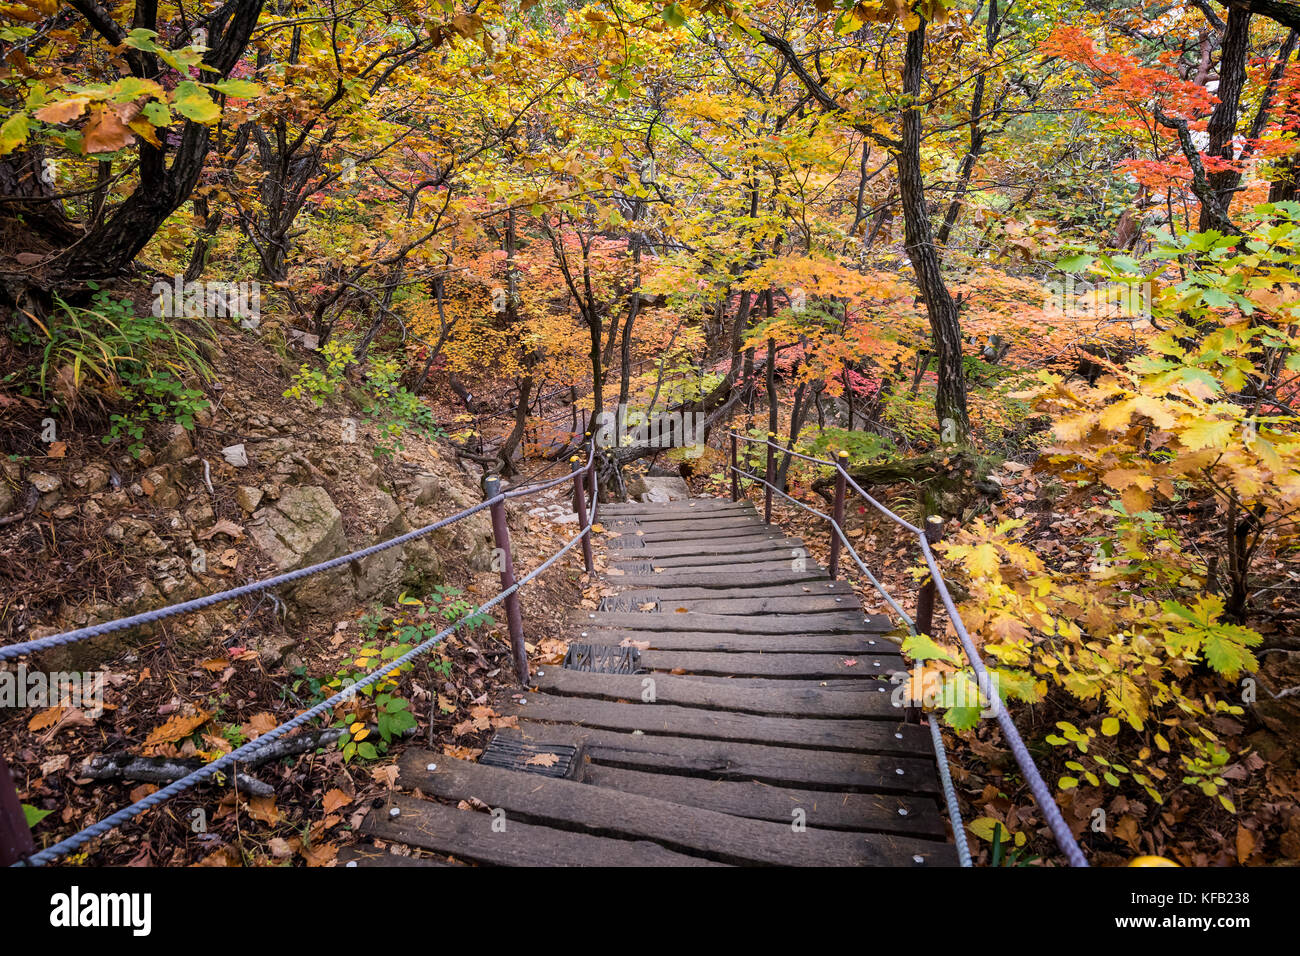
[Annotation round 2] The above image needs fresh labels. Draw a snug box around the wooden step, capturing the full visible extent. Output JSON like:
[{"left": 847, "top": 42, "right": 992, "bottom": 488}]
[
  {"left": 653, "top": 595, "right": 866, "bottom": 615},
  {"left": 600, "top": 500, "right": 752, "bottom": 516},
  {"left": 607, "top": 535, "right": 802, "bottom": 555},
  {"left": 611, "top": 525, "right": 785, "bottom": 545},
  {"left": 361, "top": 793, "right": 722, "bottom": 867},
  {"left": 535, "top": 669, "right": 905, "bottom": 718},
  {"left": 396, "top": 753, "right": 954, "bottom": 866},
  {"left": 503, "top": 693, "right": 930, "bottom": 755},
  {"left": 610, "top": 569, "right": 828, "bottom": 588},
  {"left": 636, "top": 650, "right": 905, "bottom": 679},
  {"left": 507, "top": 723, "right": 942, "bottom": 794},
  {"left": 611, "top": 581, "right": 857, "bottom": 601},
  {"left": 613, "top": 551, "right": 811, "bottom": 571},
  {"left": 581, "top": 764, "right": 948, "bottom": 837},
  {"left": 564, "top": 630, "right": 886, "bottom": 654},
  {"left": 572, "top": 610, "right": 886, "bottom": 635}
]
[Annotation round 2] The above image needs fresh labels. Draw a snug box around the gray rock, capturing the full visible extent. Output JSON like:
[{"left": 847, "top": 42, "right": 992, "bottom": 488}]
[
  {"left": 70, "top": 464, "right": 110, "bottom": 494},
  {"left": 235, "top": 485, "right": 264, "bottom": 514},
  {"left": 222, "top": 443, "right": 249, "bottom": 467},
  {"left": 157, "top": 424, "right": 194, "bottom": 463},
  {"left": 248, "top": 485, "right": 351, "bottom": 612},
  {"left": 627, "top": 474, "right": 690, "bottom": 501},
  {"left": 350, "top": 490, "right": 410, "bottom": 600}
]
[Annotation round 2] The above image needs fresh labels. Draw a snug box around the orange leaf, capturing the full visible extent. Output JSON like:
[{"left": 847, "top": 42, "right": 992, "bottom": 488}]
[{"left": 322, "top": 788, "right": 352, "bottom": 814}]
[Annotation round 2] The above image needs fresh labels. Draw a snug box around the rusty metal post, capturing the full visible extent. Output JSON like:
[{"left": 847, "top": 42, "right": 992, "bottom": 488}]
[
  {"left": 0, "top": 754, "right": 34, "bottom": 867},
  {"left": 763, "top": 432, "right": 776, "bottom": 524},
  {"left": 729, "top": 433, "right": 739, "bottom": 502},
  {"left": 584, "top": 432, "right": 595, "bottom": 500},
  {"left": 828, "top": 451, "right": 848, "bottom": 579},
  {"left": 484, "top": 476, "right": 529, "bottom": 684},
  {"left": 571, "top": 456, "right": 595, "bottom": 575},
  {"left": 914, "top": 515, "right": 946, "bottom": 639}
]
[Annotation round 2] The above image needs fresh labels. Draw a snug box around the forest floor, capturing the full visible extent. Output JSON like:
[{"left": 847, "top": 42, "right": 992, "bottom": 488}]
[{"left": 692, "top": 462, "right": 1300, "bottom": 867}]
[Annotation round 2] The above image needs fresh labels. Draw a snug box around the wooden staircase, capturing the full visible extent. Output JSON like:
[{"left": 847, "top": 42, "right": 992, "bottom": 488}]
[{"left": 343, "top": 497, "right": 957, "bottom": 866}]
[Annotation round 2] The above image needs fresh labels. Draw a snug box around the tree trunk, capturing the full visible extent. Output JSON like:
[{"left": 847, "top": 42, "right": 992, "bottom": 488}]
[{"left": 897, "top": 18, "right": 970, "bottom": 443}]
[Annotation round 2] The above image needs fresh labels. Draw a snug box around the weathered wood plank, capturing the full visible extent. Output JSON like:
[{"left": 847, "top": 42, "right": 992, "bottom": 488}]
[
  {"left": 610, "top": 569, "right": 829, "bottom": 588},
  {"left": 637, "top": 649, "right": 905, "bottom": 678},
  {"left": 611, "top": 524, "right": 786, "bottom": 545},
  {"left": 607, "top": 537, "right": 804, "bottom": 559},
  {"left": 654, "top": 595, "right": 866, "bottom": 615},
  {"left": 602, "top": 504, "right": 758, "bottom": 522},
  {"left": 563, "top": 630, "right": 885, "bottom": 654},
  {"left": 535, "top": 669, "right": 906, "bottom": 718},
  {"left": 508, "top": 723, "right": 941, "bottom": 793},
  {"left": 361, "top": 793, "right": 721, "bottom": 866},
  {"left": 611, "top": 581, "right": 857, "bottom": 601},
  {"left": 503, "top": 692, "right": 930, "bottom": 755},
  {"left": 613, "top": 557, "right": 826, "bottom": 576},
  {"left": 614, "top": 551, "right": 811, "bottom": 571},
  {"left": 600, "top": 500, "right": 753, "bottom": 515},
  {"left": 573, "top": 610, "right": 881, "bottom": 635},
  {"left": 581, "top": 764, "right": 947, "bottom": 838},
  {"left": 673, "top": 674, "right": 893, "bottom": 693},
  {"left": 396, "top": 753, "right": 952, "bottom": 866},
  {"left": 611, "top": 515, "right": 771, "bottom": 533}
]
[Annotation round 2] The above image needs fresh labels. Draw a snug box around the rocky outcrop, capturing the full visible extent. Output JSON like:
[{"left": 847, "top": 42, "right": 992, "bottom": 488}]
[{"left": 248, "top": 485, "right": 351, "bottom": 614}]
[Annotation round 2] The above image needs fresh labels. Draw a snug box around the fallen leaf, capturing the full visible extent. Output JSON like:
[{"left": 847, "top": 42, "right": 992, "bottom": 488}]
[
  {"left": 198, "top": 518, "right": 245, "bottom": 541},
  {"left": 129, "top": 783, "right": 158, "bottom": 803},
  {"left": 28, "top": 708, "right": 64, "bottom": 732},
  {"left": 40, "top": 754, "right": 69, "bottom": 775},
  {"left": 525, "top": 752, "right": 560, "bottom": 767},
  {"left": 1236, "top": 825, "right": 1256, "bottom": 864},
  {"left": 301, "top": 842, "right": 338, "bottom": 867},
  {"left": 242, "top": 712, "right": 277, "bottom": 738},
  {"left": 245, "top": 796, "right": 282, "bottom": 825},
  {"left": 371, "top": 764, "right": 400, "bottom": 789},
  {"left": 322, "top": 788, "right": 353, "bottom": 813},
  {"left": 143, "top": 709, "right": 211, "bottom": 753}
]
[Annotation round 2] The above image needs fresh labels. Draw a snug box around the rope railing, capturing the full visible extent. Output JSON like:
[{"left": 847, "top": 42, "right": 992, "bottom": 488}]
[
  {"left": 1, "top": 443, "right": 599, "bottom": 867},
  {"left": 728, "top": 431, "right": 1088, "bottom": 868}
]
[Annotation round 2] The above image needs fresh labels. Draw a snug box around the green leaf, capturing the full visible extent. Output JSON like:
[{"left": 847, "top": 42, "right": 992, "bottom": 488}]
[
  {"left": 357, "top": 742, "right": 379, "bottom": 760},
  {"left": 0, "top": 112, "right": 29, "bottom": 155},
  {"left": 172, "top": 81, "right": 221, "bottom": 124},
  {"left": 142, "top": 100, "right": 171, "bottom": 127},
  {"left": 944, "top": 705, "right": 983, "bottom": 731},
  {"left": 901, "top": 632, "right": 957, "bottom": 664},
  {"left": 660, "top": 3, "right": 688, "bottom": 28},
  {"left": 22, "top": 804, "right": 52, "bottom": 827},
  {"left": 208, "top": 79, "right": 262, "bottom": 98},
  {"left": 1056, "top": 253, "right": 1095, "bottom": 272}
]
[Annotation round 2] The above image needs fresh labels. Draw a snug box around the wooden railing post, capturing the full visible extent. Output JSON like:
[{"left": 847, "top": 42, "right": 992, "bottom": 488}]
[
  {"left": 484, "top": 476, "right": 529, "bottom": 684},
  {"left": 0, "top": 754, "right": 34, "bottom": 867},
  {"left": 914, "top": 515, "right": 946, "bottom": 639},
  {"left": 910, "top": 515, "right": 946, "bottom": 724},
  {"left": 763, "top": 432, "right": 776, "bottom": 524},
  {"left": 571, "top": 456, "right": 595, "bottom": 575},
  {"left": 828, "top": 451, "right": 848, "bottom": 579},
  {"left": 729, "top": 433, "right": 739, "bottom": 502}
]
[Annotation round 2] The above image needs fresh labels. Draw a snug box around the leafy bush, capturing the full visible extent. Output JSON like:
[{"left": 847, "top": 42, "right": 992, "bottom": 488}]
[{"left": 6, "top": 282, "right": 213, "bottom": 456}]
